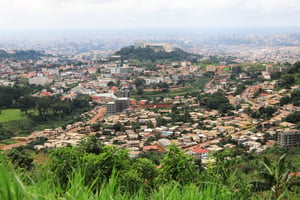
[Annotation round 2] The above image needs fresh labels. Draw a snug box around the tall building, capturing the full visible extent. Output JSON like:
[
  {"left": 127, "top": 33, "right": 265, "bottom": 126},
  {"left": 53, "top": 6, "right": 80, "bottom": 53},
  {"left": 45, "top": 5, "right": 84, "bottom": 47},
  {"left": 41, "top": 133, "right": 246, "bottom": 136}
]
[
  {"left": 106, "top": 97, "right": 129, "bottom": 115},
  {"left": 278, "top": 129, "right": 300, "bottom": 147},
  {"left": 115, "top": 97, "right": 130, "bottom": 113},
  {"left": 121, "top": 88, "right": 130, "bottom": 98},
  {"left": 106, "top": 102, "right": 116, "bottom": 115}
]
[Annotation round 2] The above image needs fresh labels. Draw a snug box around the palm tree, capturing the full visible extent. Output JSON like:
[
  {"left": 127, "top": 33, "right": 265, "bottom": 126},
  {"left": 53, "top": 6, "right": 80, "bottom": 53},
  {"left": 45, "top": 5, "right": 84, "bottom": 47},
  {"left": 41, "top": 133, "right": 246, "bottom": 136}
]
[{"left": 253, "top": 154, "right": 291, "bottom": 198}]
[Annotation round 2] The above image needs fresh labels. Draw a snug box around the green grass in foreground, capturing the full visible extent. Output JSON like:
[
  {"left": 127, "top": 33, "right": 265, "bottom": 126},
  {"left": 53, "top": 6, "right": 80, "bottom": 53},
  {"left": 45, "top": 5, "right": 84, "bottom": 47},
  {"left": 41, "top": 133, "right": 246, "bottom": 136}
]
[
  {"left": 0, "top": 162, "right": 236, "bottom": 200},
  {"left": 0, "top": 109, "right": 28, "bottom": 123},
  {"left": 0, "top": 162, "right": 298, "bottom": 200}
]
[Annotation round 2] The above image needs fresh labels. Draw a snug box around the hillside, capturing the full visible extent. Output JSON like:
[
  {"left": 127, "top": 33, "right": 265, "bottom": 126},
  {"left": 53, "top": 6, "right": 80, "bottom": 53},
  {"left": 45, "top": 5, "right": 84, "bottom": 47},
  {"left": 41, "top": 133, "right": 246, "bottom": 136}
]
[
  {"left": 115, "top": 46, "right": 201, "bottom": 62},
  {"left": 0, "top": 50, "right": 45, "bottom": 60}
]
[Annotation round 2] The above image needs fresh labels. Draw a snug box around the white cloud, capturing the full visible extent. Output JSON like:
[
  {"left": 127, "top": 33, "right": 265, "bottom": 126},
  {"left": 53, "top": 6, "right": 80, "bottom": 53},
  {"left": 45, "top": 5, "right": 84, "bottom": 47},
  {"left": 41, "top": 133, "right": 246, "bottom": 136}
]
[{"left": 0, "top": 0, "right": 300, "bottom": 30}]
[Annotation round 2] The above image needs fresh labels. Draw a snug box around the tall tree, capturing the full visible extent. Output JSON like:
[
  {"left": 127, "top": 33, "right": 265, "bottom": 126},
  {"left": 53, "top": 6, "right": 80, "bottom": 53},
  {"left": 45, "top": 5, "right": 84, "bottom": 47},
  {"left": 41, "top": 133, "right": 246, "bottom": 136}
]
[
  {"left": 253, "top": 154, "right": 292, "bottom": 198},
  {"left": 157, "top": 144, "right": 198, "bottom": 184}
]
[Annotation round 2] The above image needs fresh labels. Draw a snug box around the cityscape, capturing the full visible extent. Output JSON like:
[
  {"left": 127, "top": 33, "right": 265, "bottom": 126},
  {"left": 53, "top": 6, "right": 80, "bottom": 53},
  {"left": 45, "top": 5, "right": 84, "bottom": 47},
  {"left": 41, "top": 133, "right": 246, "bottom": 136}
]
[{"left": 1, "top": 0, "right": 300, "bottom": 199}]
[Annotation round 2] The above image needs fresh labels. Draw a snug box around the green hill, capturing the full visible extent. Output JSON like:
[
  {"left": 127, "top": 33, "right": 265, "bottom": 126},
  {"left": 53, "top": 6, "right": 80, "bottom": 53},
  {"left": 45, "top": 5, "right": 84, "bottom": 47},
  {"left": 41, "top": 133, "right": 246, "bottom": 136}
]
[
  {"left": 115, "top": 46, "right": 201, "bottom": 62},
  {"left": 0, "top": 50, "right": 45, "bottom": 60}
]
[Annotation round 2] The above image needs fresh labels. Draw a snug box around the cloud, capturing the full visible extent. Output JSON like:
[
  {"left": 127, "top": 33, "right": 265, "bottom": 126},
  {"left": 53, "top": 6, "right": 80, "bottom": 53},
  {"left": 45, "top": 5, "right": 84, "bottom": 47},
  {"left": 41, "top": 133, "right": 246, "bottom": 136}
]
[{"left": 0, "top": 0, "right": 300, "bottom": 30}]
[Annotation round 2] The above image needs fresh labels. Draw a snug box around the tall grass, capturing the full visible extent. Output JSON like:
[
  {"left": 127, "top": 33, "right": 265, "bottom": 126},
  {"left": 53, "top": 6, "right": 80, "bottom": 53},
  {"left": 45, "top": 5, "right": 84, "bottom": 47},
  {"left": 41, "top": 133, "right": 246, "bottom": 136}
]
[
  {"left": 0, "top": 163, "right": 230, "bottom": 200},
  {"left": 0, "top": 160, "right": 299, "bottom": 200}
]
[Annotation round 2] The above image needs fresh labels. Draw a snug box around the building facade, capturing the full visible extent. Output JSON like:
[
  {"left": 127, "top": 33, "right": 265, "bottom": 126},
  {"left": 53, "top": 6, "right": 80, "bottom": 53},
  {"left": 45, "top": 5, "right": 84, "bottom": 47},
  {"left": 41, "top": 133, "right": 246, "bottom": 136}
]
[{"left": 278, "top": 129, "right": 300, "bottom": 147}]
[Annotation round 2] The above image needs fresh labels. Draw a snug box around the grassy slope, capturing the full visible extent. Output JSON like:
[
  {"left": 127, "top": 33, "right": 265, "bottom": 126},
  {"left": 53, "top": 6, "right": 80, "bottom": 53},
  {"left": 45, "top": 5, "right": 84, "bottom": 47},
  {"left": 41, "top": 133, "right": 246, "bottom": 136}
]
[{"left": 0, "top": 109, "right": 28, "bottom": 123}]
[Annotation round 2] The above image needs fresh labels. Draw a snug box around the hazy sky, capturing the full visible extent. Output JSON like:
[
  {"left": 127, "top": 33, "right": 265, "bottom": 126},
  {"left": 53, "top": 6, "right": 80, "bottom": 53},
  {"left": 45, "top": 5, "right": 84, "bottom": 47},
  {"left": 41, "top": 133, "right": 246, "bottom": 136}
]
[{"left": 1, "top": 0, "right": 300, "bottom": 30}]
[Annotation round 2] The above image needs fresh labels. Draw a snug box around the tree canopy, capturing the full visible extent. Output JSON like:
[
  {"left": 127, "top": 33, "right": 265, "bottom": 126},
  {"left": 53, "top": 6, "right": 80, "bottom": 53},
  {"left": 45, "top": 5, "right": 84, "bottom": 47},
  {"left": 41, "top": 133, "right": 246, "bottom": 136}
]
[{"left": 115, "top": 46, "right": 201, "bottom": 62}]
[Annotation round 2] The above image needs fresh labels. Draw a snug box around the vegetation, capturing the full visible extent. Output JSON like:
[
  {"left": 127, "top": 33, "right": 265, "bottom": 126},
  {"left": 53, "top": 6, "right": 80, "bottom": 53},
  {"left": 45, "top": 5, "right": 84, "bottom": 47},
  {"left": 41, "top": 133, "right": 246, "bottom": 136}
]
[
  {"left": 0, "top": 109, "right": 28, "bottom": 123},
  {"left": 285, "top": 111, "right": 300, "bottom": 124},
  {"left": 0, "top": 85, "right": 92, "bottom": 141},
  {"left": 275, "top": 62, "right": 300, "bottom": 88},
  {"left": 0, "top": 49, "right": 45, "bottom": 60},
  {"left": 1, "top": 137, "right": 300, "bottom": 199},
  {"left": 198, "top": 90, "right": 234, "bottom": 114},
  {"left": 234, "top": 84, "right": 246, "bottom": 95},
  {"left": 280, "top": 89, "right": 300, "bottom": 106},
  {"left": 115, "top": 46, "right": 201, "bottom": 62},
  {"left": 248, "top": 106, "right": 277, "bottom": 120}
]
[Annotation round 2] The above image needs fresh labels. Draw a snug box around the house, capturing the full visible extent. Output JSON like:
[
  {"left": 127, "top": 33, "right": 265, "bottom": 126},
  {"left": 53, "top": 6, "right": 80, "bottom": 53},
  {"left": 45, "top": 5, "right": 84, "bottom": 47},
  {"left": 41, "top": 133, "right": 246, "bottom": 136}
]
[
  {"left": 157, "top": 139, "right": 171, "bottom": 150},
  {"left": 190, "top": 148, "right": 209, "bottom": 159},
  {"left": 143, "top": 145, "right": 159, "bottom": 152}
]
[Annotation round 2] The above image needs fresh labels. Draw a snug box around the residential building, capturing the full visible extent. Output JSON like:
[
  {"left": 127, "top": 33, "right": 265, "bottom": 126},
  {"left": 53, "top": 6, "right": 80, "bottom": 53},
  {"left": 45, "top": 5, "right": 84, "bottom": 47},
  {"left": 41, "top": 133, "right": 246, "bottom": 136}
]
[
  {"left": 106, "top": 102, "right": 116, "bottom": 115},
  {"left": 278, "top": 129, "right": 300, "bottom": 147}
]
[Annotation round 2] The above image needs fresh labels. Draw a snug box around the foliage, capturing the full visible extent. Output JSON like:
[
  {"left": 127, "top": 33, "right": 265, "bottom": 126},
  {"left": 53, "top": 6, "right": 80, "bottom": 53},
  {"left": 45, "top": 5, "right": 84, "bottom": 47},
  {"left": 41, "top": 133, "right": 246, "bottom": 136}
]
[
  {"left": 0, "top": 144, "right": 300, "bottom": 199},
  {"left": 234, "top": 84, "right": 246, "bottom": 95},
  {"left": 198, "top": 91, "right": 234, "bottom": 113},
  {"left": 79, "top": 135, "right": 103, "bottom": 155},
  {"left": 115, "top": 46, "right": 201, "bottom": 62},
  {"left": 157, "top": 144, "right": 198, "bottom": 184},
  {"left": 250, "top": 106, "right": 276, "bottom": 120},
  {"left": 253, "top": 154, "right": 292, "bottom": 198},
  {"left": 280, "top": 90, "right": 300, "bottom": 106},
  {"left": 134, "top": 78, "right": 146, "bottom": 87},
  {"left": 0, "top": 49, "right": 44, "bottom": 60},
  {"left": 285, "top": 111, "right": 300, "bottom": 124},
  {"left": 6, "top": 149, "right": 33, "bottom": 170}
]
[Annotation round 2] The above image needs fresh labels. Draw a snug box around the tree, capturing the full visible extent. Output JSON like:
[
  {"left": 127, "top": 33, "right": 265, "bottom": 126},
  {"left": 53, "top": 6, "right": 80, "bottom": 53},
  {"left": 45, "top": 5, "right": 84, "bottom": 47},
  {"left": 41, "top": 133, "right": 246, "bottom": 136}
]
[
  {"left": 51, "top": 102, "right": 70, "bottom": 119},
  {"left": 48, "top": 147, "right": 82, "bottom": 187},
  {"left": 279, "top": 74, "right": 295, "bottom": 88},
  {"left": 18, "top": 96, "right": 36, "bottom": 114},
  {"left": 234, "top": 84, "right": 246, "bottom": 95},
  {"left": 253, "top": 154, "right": 292, "bottom": 198},
  {"left": 107, "top": 81, "right": 115, "bottom": 87},
  {"left": 134, "top": 78, "right": 146, "bottom": 88},
  {"left": 113, "top": 122, "right": 125, "bottom": 132},
  {"left": 132, "top": 158, "right": 158, "bottom": 189},
  {"left": 137, "top": 87, "right": 144, "bottom": 95},
  {"left": 285, "top": 111, "right": 300, "bottom": 124},
  {"left": 157, "top": 144, "right": 198, "bottom": 184},
  {"left": 158, "top": 82, "right": 169, "bottom": 93},
  {"left": 91, "top": 122, "right": 101, "bottom": 132},
  {"left": 0, "top": 94, "right": 13, "bottom": 109},
  {"left": 280, "top": 96, "right": 291, "bottom": 106},
  {"left": 118, "top": 169, "right": 144, "bottom": 194},
  {"left": 36, "top": 97, "right": 51, "bottom": 118},
  {"left": 82, "top": 145, "right": 130, "bottom": 188},
  {"left": 79, "top": 135, "right": 103, "bottom": 155},
  {"left": 6, "top": 149, "right": 33, "bottom": 170}
]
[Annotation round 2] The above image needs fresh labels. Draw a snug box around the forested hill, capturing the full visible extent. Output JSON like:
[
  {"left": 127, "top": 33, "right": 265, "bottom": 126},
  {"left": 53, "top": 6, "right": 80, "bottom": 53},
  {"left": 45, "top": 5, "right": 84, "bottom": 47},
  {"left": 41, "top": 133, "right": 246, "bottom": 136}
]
[
  {"left": 0, "top": 50, "right": 45, "bottom": 60},
  {"left": 115, "top": 46, "right": 201, "bottom": 62}
]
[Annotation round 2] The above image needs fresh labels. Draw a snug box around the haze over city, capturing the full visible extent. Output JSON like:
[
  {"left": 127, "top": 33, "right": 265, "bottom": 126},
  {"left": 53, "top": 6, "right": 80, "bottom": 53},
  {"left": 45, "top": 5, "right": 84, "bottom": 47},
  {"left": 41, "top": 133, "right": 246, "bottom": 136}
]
[{"left": 1, "top": 0, "right": 300, "bottom": 31}]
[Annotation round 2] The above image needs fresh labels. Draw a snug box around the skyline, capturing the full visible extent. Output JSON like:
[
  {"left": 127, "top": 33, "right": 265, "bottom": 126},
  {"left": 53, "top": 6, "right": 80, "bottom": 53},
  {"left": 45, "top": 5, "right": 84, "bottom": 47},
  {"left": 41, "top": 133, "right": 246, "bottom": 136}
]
[{"left": 1, "top": 0, "right": 300, "bottom": 31}]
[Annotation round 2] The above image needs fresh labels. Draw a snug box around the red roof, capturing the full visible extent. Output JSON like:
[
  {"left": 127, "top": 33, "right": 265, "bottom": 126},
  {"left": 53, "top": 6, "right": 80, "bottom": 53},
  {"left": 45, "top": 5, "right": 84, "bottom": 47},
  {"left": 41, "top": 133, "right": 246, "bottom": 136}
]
[
  {"left": 260, "top": 93, "right": 269, "bottom": 96},
  {"left": 91, "top": 96, "right": 101, "bottom": 99},
  {"left": 143, "top": 145, "right": 158, "bottom": 150},
  {"left": 289, "top": 172, "right": 300, "bottom": 177},
  {"left": 222, "top": 116, "right": 235, "bottom": 120},
  {"left": 192, "top": 148, "right": 209, "bottom": 154},
  {"left": 111, "top": 86, "right": 118, "bottom": 91},
  {"left": 40, "top": 92, "right": 52, "bottom": 96}
]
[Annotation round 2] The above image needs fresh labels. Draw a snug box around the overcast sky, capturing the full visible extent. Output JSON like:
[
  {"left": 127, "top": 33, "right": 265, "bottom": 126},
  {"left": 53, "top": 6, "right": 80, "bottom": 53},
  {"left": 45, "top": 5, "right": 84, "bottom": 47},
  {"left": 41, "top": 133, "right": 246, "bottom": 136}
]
[{"left": 0, "top": 0, "right": 300, "bottom": 31}]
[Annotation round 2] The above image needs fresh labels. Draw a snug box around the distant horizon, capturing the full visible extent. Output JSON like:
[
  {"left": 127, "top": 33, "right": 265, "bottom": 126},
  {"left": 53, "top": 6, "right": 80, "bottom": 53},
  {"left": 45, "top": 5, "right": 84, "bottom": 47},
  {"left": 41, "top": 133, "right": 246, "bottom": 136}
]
[
  {"left": 1, "top": 0, "right": 300, "bottom": 33},
  {"left": 1, "top": 26, "right": 300, "bottom": 42}
]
